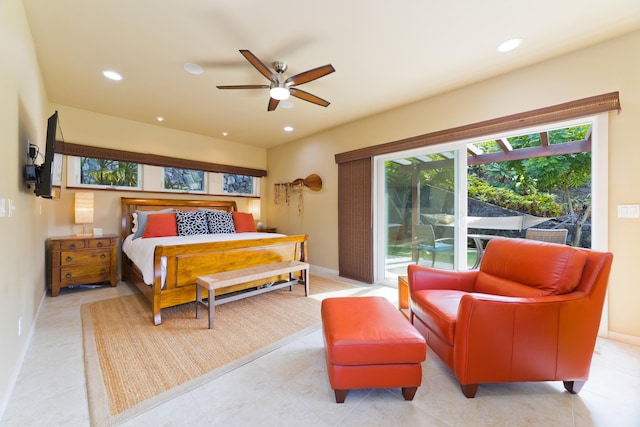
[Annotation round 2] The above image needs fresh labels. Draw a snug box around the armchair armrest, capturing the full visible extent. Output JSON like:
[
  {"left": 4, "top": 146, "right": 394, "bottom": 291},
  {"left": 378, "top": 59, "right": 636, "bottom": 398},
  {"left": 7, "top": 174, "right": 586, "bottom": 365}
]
[
  {"left": 453, "top": 291, "right": 593, "bottom": 384},
  {"left": 408, "top": 264, "right": 477, "bottom": 293}
]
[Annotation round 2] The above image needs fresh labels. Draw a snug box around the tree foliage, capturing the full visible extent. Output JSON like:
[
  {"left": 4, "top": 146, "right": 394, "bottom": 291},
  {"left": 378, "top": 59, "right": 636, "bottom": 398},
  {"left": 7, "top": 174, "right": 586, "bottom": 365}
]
[
  {"left": 385, "top": 123, "right": 593, "bottom": 246},
  {"left": 80, "top": 158, "right": 138, "bottom": 187}
]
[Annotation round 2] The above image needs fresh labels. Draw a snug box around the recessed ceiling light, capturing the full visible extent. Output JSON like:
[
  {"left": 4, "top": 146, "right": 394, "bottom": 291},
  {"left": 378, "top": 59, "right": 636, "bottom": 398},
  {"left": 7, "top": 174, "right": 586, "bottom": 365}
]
[
  {"left": 497, "top": 38, "right": 523, "bottom": 53},
  {"left": 222, "top": 132, "right": 228, "bottom": 136},
  {"left": 283, "top": 126, "right": 294, "bottom": 132},
  {"left": 102, "top": 70, "right": 123, "bottom": 81},
  {"left": 155, "top": 116, "right": 165, "bottom": 122},
  {"left": 183, "top": 63, "right": 203, "bottom": 75}
]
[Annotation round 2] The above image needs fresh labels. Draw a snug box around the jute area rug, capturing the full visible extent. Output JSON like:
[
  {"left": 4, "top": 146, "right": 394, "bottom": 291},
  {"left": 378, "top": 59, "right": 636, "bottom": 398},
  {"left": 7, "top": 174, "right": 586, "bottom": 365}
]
[{"left": 82, "top": 275, "right": 362, "bottom": 426}]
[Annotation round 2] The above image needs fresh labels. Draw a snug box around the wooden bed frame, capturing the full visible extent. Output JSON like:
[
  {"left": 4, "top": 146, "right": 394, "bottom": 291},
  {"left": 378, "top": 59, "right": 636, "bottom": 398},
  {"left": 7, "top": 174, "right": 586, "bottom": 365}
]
[{"left": 120, "top": 197, "right": 308, "bottom": 325}]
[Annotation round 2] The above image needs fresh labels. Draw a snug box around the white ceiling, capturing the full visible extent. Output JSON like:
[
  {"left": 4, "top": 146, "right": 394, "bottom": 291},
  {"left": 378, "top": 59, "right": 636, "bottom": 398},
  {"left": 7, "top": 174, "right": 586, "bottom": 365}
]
[{"left": 23, "top": 0, "right": 640, "bottom": 149}]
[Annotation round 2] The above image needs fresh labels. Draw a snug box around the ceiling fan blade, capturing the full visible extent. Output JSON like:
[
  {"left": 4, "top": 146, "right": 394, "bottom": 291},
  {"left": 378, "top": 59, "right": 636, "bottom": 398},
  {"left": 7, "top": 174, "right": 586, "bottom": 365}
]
[
  {"left": 268, "top": 98, "right": 280, "bottom": 111},
  {"left": 285, "top": 64, "right": 335, "bottom": 86},
  {"left": 239, "top": 50, "right": 276, "bottom": 82},
  {"left": 216, "top": 84, "right": 270, "bottom": 89},
  {"left": 289, "top": 88, "right": 330, "bottom": 107}
]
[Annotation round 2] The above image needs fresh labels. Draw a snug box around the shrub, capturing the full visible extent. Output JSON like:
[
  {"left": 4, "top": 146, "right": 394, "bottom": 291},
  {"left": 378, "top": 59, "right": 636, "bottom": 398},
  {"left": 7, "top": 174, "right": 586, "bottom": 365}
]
[{"left": 468, "top": 176, "right": 563, "bottom": 217}]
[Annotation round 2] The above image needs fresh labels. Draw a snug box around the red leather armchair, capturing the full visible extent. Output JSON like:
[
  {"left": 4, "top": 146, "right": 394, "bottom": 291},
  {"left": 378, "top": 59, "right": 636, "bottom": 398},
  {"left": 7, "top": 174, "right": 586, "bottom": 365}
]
[{"left": 408, "top": 237, "right": 613, "bottom": 398}]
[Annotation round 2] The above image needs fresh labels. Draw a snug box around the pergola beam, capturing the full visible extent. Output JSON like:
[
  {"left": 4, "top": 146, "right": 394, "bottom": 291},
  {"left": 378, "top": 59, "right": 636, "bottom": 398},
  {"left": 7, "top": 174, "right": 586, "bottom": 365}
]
[{"left": 468, "top": 138, "right": 591, "bottom": 166}]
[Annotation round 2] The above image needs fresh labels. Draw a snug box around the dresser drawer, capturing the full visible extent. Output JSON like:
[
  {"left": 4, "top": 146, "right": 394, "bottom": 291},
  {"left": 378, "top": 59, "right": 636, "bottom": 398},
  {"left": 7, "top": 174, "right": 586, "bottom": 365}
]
[
  {"left": 61, "top": 240, "right": 86, "bottom": 250},
  {"left": 60, "top": 265, "right": 111, "bottom": 286},
  {"left": 61, "top": 249, "right": 111, "bottom": 266},
  {"left": 89, "top": 238, "right": 113, "bottom": 249}
]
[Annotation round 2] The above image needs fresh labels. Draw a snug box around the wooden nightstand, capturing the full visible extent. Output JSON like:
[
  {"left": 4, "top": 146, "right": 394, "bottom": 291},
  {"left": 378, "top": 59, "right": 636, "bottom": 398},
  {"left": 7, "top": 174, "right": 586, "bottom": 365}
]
[
  {"left": 257, "top": 227, "right": 278, "bottom": 233},
  {"left": 398, "top": 275, "right": 410, "bottom": 320},
  {"left": 47, "top": 234, "right": 118, "bottom": 296}
]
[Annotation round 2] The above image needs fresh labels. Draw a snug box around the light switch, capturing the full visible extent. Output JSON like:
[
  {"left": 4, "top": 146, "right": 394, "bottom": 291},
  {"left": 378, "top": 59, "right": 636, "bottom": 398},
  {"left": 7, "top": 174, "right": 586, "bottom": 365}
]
[
  {"left": 8, "top": 199, "right": 15, "bottom": 217},
  {"left": 0, "top": 197, "right": 5, "bottom": 217},
  {"left": 617, "top": 204, "right": 640, "bottom": 218}
]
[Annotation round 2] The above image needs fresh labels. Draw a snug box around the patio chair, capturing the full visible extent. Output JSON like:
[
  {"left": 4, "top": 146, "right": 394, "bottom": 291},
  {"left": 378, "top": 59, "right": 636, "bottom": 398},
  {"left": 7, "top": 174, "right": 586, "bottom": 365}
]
[
  {"left": 525, "top": 228, "right": 568, "bottom": 244},
  {"left": 414, "top": 224, "right": 454, "bottom": 267}
]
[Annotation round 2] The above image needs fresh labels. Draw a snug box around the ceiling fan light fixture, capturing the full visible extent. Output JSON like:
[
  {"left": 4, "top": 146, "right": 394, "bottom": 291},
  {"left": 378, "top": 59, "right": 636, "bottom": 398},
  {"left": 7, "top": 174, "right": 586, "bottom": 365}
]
[
  {"left": 218, "top": 50, "right": 334, "bottom": 111},
  {"left": 270, "top": 86, "right": 290, "bottom": 100}
]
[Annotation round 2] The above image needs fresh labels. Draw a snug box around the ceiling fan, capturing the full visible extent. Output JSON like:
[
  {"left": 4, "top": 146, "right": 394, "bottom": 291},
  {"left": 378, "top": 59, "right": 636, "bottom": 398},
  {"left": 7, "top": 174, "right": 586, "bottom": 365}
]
[{"left": 216, "top": 50, "right": 335, "bottom": 111}]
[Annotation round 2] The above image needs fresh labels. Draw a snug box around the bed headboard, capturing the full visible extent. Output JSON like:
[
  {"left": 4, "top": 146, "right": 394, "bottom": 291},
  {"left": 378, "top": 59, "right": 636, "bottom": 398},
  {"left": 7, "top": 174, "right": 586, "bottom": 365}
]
[{"left": 120, "top": 197, "right": 238, "bottom": 242}]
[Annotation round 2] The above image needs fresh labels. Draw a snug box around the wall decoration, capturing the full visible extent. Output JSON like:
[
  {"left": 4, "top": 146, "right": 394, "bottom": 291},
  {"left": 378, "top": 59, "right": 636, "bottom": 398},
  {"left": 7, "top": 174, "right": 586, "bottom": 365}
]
[{"left": 274, "top": 174, "right": 322, "bottom": 214}]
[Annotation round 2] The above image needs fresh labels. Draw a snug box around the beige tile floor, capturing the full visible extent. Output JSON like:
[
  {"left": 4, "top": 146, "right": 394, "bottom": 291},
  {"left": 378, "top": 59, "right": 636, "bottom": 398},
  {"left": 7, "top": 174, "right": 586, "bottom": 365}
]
[{"left": 2, "top": 276, "right": 640, "bottom": 427}]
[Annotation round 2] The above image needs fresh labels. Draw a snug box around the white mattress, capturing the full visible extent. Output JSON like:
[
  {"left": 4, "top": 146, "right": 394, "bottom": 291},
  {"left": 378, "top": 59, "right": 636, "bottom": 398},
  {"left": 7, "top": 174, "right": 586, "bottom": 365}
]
[{"left": 122, "top": 232, "right": 285, "bottom": 286}]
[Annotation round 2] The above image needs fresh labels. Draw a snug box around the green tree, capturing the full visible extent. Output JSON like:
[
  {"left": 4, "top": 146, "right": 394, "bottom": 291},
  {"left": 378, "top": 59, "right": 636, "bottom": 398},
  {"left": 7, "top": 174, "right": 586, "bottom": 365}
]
[{"left": 477, "top": 125, "right": 592, "bottom": 245}]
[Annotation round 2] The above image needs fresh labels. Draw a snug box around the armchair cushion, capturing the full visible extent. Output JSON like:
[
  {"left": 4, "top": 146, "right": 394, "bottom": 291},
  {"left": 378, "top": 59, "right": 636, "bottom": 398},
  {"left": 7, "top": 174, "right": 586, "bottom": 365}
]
[
  {"left": 475, "top": 238, "right": 588, "bottom": 296},
  {"left": 411, "top": 289, "right": 464, "bottom": 344}
]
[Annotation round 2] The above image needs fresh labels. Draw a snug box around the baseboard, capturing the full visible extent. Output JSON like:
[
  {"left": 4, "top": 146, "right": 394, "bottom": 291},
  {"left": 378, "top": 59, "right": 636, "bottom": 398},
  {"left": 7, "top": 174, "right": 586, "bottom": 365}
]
[
  {"left": 605, "top": 331, "right": 640, "bottom": 347},
  {"left": 309, "top": 264, "right": 373, "bottom": 287},
  {"left": 309, "top": 264, "right": 339, "bottom": 279}
]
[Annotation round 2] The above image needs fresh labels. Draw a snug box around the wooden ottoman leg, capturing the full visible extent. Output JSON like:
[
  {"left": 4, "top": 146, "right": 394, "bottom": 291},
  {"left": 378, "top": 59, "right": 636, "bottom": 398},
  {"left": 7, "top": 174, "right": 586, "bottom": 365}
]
[
  {"left": 334, "top": 389, "right": 348, "bottom": 403},
  {"left": 402, "top": 387, "right": 418, "bottom": 401}
]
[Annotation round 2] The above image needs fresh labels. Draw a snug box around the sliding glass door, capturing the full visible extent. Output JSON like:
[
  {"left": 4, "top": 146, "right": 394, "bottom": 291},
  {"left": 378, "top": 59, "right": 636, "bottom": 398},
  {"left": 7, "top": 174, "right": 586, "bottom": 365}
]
[
  {"left": 376, "top": 145, "right": 467, "bottom": 283},
  {"left": 375, "top": 115, "right": 607, "bottom": 285}
]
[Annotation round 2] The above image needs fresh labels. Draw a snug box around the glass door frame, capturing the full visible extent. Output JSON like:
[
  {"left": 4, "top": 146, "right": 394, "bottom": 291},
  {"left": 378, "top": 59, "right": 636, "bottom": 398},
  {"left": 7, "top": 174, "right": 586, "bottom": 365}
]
[
  {"left": 373, "top": 114, "right": 608, "bottom": 286},
  {"left": 373, "top": 140, "right": 469, "bottom": 284}
]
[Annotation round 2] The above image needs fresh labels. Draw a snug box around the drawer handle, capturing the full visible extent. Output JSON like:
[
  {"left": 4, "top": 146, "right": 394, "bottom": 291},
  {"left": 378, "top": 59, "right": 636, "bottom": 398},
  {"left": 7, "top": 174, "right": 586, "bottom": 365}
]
[
  {"left": 65, "top": 273, "right": 72, "bottom": 279},
  {"left": 100, "top": 253, "right": 106, "bottom": 259},
  {"left": 69, "top": 244, "right": 76, "bottom": 249},
  {"left": 97, "top": 242, "right": 103, "bottom": 247},
  {"left": 100, "top": 269, "right": 106, "bottom": 274},
  {"left": 66, "top": 256, "right": 72, "bottom": 262}
]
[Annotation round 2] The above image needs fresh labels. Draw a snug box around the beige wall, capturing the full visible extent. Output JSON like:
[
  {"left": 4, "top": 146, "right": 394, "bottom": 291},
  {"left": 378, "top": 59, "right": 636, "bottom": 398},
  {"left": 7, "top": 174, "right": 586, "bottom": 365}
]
[
  {"left": 267, "top": 30, "right": 640, "bottom": 341},
  {"left": 0, "top": 0, "right": 50, "bottom": 411}
]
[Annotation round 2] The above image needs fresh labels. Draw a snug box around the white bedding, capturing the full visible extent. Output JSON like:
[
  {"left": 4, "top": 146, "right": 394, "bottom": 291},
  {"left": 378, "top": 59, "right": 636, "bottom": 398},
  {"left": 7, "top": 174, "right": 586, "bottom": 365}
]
[{"left": 122, "top": 232, "right": 285, "bottom": 286}]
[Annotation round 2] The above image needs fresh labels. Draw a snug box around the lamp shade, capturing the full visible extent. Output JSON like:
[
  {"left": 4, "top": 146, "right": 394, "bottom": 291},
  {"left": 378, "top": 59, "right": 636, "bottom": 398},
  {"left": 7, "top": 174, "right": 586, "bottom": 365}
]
[
  {"left": 74, "top": 192, "right": 94, "bottom": 225},
  {"left": 248, "top": 199, "right": 261, "bottom": 222}
]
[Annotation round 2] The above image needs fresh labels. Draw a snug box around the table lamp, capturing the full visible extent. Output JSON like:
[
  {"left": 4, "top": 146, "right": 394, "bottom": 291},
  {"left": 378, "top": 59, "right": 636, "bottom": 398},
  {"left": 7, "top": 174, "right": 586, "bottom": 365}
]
[{"left": 74, "top": 192, "right": 94, "bottom": 236}]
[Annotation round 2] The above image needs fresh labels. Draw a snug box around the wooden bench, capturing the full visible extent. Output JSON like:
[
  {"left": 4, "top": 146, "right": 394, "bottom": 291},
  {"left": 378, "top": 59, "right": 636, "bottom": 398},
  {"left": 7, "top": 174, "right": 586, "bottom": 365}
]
[{"left": 195, "top": 260, "right": 310, "bottom": 329}]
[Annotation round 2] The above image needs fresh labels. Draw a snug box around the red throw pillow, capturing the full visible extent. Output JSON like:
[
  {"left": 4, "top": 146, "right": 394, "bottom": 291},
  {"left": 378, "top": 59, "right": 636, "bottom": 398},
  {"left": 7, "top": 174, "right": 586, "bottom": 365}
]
[
  {"left": 142, "top": 212, "right": 177, "bottom": 238},
  {"left": 232, "top": 212, "right": 257, "bottom": 232}
]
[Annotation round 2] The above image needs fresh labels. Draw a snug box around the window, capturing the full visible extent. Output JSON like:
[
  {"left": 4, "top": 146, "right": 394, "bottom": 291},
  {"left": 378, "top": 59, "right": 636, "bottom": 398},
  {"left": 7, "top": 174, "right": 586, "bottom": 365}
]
[
  {"left": 222, "top": 174, "right": 254, "bottom": 195},
  {"left": 74, "top": 157, "right": 141, "bottom": 189},
  {"left": 163, "top": 168, "right": 205, "bottom": 192},
  {"left": 375, "top": 117, "right": 607, "bottom": 284}
]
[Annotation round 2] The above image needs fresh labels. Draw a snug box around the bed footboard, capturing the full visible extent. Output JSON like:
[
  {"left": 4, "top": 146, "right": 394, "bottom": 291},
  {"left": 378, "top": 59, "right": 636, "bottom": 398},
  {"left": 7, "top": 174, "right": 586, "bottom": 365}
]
[{"left": 150, "top": 234, "right": 308, "bottom": 325}]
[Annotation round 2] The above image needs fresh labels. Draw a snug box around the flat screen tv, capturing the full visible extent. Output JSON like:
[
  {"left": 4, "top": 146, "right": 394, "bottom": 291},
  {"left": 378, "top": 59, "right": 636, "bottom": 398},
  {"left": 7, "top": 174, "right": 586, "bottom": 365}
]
[{"left": 35, "top": 111, "right": 58, "bottom": 199}]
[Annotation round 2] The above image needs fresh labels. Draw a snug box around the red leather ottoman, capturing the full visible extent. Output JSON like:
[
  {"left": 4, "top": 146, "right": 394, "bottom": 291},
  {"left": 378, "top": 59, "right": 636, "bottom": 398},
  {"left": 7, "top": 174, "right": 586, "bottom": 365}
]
[{"left": 321, "top": 296, "right": 427, "bottom": 403}]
